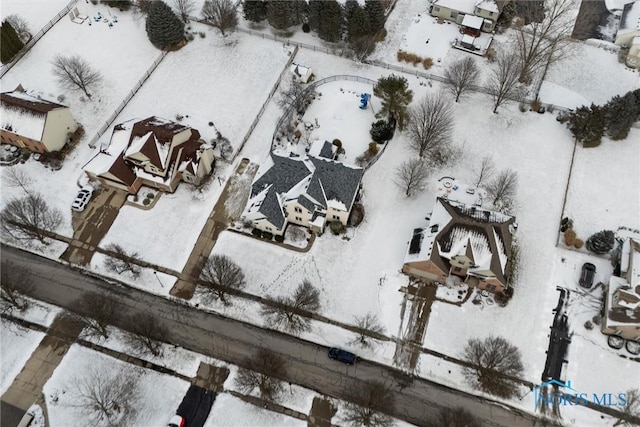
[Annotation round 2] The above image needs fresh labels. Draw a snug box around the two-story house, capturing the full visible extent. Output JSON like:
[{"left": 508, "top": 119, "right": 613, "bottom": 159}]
[{"left": 429, "top": 0, "right": 507, "bottom": 32}]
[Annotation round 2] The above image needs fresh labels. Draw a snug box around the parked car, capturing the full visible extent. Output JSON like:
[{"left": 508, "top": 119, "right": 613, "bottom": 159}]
[
  {"left": 579, "top": 262, "right": 596, "bottom": 289},
  {"left": 167, "top": 415, "right": 185, "bottom": 427},
  {"left": 328, "top": 347, "right": 357, "bottom": 365},
  {"left": 71, "top": 187, "right": 93, "bottom": 212}
]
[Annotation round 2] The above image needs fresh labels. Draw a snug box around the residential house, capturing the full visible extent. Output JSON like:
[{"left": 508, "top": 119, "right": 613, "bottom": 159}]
[
  {"left": 429, "top": 0, "right": 506, "bottom": 32},
  {"left": 615, "top": 1, "right": 640, "bottom": 68},
  {"left": 402, "top": 196, "right": 516, "bottom": 294},
  {"left": 602, "top": 237, "right": 640, "bottom": 341},
  {"left": 241, "top": 149, "right": 364, "bottom": 236},
  {"left": 83, "top": 116, "right": 214, "bottom": 194},
  {"left": 0, "top": 85, "right": 78, "bottom": 153}
]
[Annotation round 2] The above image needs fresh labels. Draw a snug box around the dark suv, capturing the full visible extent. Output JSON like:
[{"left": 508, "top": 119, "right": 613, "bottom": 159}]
[
  {"left": 328, "top": 347, "right": 357, "bottom": 365},
  {"left": 579, "top": 263, "right": 596, "bottom": 289}
]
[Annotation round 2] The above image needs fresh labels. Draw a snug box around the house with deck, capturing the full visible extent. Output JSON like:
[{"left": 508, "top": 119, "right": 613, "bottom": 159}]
[
  {"left": 602, "top": 237, "right": 640, "bottom": 341},
  {"left": 242, "top": 148, "right": 363, "bottom": 236},
  {"left": 429, "top": 0, "right": 506, "bottom": 32},
  {"left": 402, "top": 190, "right": 516, "bottom": 294},
  {"left": 0, "top": 86, "right": 78, "bottom": 153},
  {"left": 83, "top": 116, "right": 214, "bottom": 194}
]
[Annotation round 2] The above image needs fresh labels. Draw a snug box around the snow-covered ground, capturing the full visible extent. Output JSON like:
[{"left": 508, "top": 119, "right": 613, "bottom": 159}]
[
  {"left": 563, "top": 130, "right": 640, "bottom": 241},
  {"left": 0, "top": 320, "right": 45, "bottom": 395},
  {"left": 0, "top": 0, "right": 70, "bottom": 37},
  {"left": 206, "top": 393, "right": 306, "bottom": 427}
]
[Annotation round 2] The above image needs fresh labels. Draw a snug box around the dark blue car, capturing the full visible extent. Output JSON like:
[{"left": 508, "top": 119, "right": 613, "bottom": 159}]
[{"left": 328, "top": 347, "right": 357, "bottom": 365}]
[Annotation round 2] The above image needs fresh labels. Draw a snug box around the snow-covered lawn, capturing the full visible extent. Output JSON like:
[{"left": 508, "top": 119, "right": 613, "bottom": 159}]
[
  {"left": 0, "top": 320, "right": 45, "bottom": 395},
  {"left": 43, "top": 345, "right": 190, "bottom": 427},
  {"left": 6, "top": 297, "right": 63, "bottom": 328},
  {"left": 205, "top": 393, "right": 306, "bottom": 427},
  {"left": 563, "top": 130, "right": 640, "bottom": 241},
  {"left": 0, "top": 0, "right": 70, "bottom": 36}
]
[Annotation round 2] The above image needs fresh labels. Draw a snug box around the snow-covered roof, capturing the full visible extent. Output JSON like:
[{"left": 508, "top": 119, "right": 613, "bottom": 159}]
[
  {"left": 308, "top": 140, "right": 335, "bottom": 159},
  {"left": 290, "top": 63, "right": 312, "bottom": 77},
  {"left": 606, "top": 0, "right": 634, "bottom": 13},
  {"left": 618, "top": 1, "right": 640, "bottom": 35},
  {"left": 475, "top": 0, "right": 499, "bottom": 13},
  {"left": 432, "top": 0, "right": 499, "bottom": 15},
  {"left": 462, "top": 14, "right": 484, "bottom": 29},
  {"left": 0, "top": 89, "right": 69, "bottom": 141}
]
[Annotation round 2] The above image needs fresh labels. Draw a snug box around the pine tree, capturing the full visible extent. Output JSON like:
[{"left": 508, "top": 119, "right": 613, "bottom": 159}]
[
  {"left": 373, "top": 74, "right": 414, "bottom": 130},
  {"left": 567, "top": 104, "right": 605, "bottom": 147},
  {"left": 318, "top": 0, "right": 343, "bottom": 42},
  {"left": 364, "top": 0, "right": 385, "bottom": 34},
  {"left": 145, "top": 1, "right": 185, "bottom": 50},
  {"left": 586, "top": 230, "right": 615, "bottom": 254},
  {"left": 308, "top": 0, "right": 322, "bottom": 31},
  {"left": 605, "top": 94, "right": 638, "bottom": 140},
  {"left": 243, "top": 0, "right": 267, "bottom": 22},
  {"left": 348, "top": 4, "right": 370, "bottom": 40},
  {"left": 267, "top": 1, "right": 293, "bottom": 30},
  {"left": 343, "top": 0, "right": 359, "bottom": 34},
  {"left": 1, "top": 20, "right": 24, "bottom": 64},
  {"left": 289, "top": 0, "right": 307, "bottom": 26}
]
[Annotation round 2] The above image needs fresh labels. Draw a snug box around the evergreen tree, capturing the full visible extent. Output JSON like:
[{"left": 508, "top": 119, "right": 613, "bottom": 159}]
[
  {"left": 1, "top": 20, "right": 24, "bottom": 64},
  {"left": 289, "top": 0, "right": 307, "bottom": 26},
  {"left": 364, "top": 0, "right": 385, "bottom": 34},
  {"left": 567, "top": 104, "right": 605, "bottom": 147},
  {"left": 243, "top": 0, "right": 267, "bottom": 22},
  {"left": 586, "top": 230, "right": 615, "bottom": 254},
  {"left": 370, "top": 120, "right": 394, "bottom": 143},
  {"left": 373, "top": 74, "right": 414, "bottom": 130},
  {"left": 267, "top": 1, "right": 293, "bottom": 30},
  {"left": 348, "top": 4, "right": 370, "bottom": 40},
  {"left": 605, "top": 94, "right": 638, "bottom": 140},
  {"left": 343, "top": 0, "right": 359, "bottom": 34},
  {"left": 317, "top": 0, "right": 343, "bottom": 42},
  {"left": 145, "top": 1, "right": 185, "bottom": 50},
  {"left": 308, "top": 0, "right": 322, "bottom": 31}
]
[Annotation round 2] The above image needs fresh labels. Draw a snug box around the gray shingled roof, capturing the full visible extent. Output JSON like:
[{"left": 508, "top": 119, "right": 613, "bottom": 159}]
[
  {"left": 297, "top": 194, "right": 316, "bottom": 212},
  {"left": 318, "top": 141, "right": 334, "bottom": 159},
  {"left": 258, "top": 187, "right": 285, "bottom": 229},
  {"left": 251, "top": 154, "right": 312, "bottom": 198},
  {"left": 308, "top": 157, "right": 364, "bottom": 210}
]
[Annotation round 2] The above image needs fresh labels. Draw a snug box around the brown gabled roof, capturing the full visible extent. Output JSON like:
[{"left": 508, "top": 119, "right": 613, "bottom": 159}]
[
  {"left": 107, "top": 154, "right": 138, "bottom": 187},
  {"left": 0, "top": 91, "right": 67, "bottom": 115}
]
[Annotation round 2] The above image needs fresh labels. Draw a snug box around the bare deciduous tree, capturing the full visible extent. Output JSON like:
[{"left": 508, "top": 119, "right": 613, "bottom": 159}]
[
  {"left": 443, "top": 57, "right": 480, "bottom": 103},
  {"left": 68, "top": 365, "right": 140, "bottom": 425},
  {"left": 173, "top": 0, "right": 195, "bottom": 23},
  {"left": 342, "top": 381, "right": 396, "bottom": 427},
  {"left": 51, "top": 55, "right": 102, "bottom": 99},
  {"left": 462, "top": 336, "right": 524, "bottom": 398},
  {"left": 103, "top": 244, "right": 142, "bottom": 278},
  {"left": 350, "top": 36, "right": 375, "bottom": 61},
  {"left": 201, "top": 0, "right": 239, "bottom": 36},
  {"left": 352, "top": 312, "right": 385, "bottom": 347},
  {"left": 234, "top": 348, "right": 287, "bottom": 401},
  {"left": 394, "top": 159, "right": 430, "bottom": 198},
  {"left": 261, "top": 280, "right": 321, "bottom": 333},
  {"left": 198, "top": 254, "right": 246, "bottom": 304},
  {"left": 1, "top": 260, "right": 34, "bottom": 313},
  {"left": 472, "top": 155, "right": 495, "bottom": 188},
  {"left": 486, "top": 50, "right": 523, "bottom": 114},
  {"left": 513, "top": 0, "right": 575, "bottom": 83},
  {"left": 614, "top": 388, "right": 640, "bottom": 426},
  {"left": 122, "top": 313, "right": 169, "bottom": 357},
  {"left": 4, "top": 168, "right": 32, "bottom": 195},
  {"left": 72, "top": 292, "right": 120, "bottom": 339},
  {"left": 0, "top": 193, "right": 63, "bottom": 244},
  {"left": 488, "top": 169, "right": 518, "bottom": 207},
  {"left": 436, "top": 406, "right": 482, "bottom": 427},
  {"left": 406, "top": 93, "right": 453, "bottom": 158},
  {"left": 277, "top": 75, "right": 316, "bottom": 114}
]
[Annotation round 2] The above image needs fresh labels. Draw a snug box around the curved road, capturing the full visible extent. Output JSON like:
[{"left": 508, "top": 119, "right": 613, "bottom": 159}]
[{"left": 1, "top": 245, "right": 539, "bottom": 427}]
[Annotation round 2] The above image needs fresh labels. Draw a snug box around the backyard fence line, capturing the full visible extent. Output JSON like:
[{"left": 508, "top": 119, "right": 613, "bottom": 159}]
[
  {"left": 0, "top": 0, "right": 78, "bottom": 79},
  {"left": 231, "top": 46, "right": 300, "bottom": 162},
  {"left": 87, "top": 51, "right": 167, "bottom": 149}
]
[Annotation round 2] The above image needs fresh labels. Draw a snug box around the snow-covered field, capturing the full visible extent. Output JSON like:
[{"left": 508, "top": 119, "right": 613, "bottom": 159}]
[
  {"left": 0, "top": 320, "right": 45, "bottom": 395},
  {"left": 205, "top": 393, "right": 306, "bottom": 427},
  {"left": 563, "top": 131, "right": 640, "bottom": 241},
  {"left": 0, "top": 0, "right": 70, "bottom": 36}
]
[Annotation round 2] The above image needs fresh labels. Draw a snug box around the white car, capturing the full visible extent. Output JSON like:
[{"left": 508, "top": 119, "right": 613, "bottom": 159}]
[{"left": 71, "top": 187, "right": 93, "bottom": 212}]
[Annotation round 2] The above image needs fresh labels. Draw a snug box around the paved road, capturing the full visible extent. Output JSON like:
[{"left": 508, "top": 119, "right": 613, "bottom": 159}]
[{"left": 1, "top": 245, "right": 540, "bottom": 427}]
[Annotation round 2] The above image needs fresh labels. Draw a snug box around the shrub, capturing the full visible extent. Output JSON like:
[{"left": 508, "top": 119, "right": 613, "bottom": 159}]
[
  {"left": 146, "top": 193, "right": 155, "bottom": 199},
  {"left": 592, "top": 315, "right": 602, "bottom": 326},
  {"left": 494, "top": 287, "right": 513, "bottom": 307},
  {"left": 175, "top": 114, "right": 184, "bottom": 121},
  {"left": 199, "top": 31, "right": 206, "bottom": 38},
  {"left": 186, "top": 33, "right": 194, "bottom": 41},
  {"left": 332, "top": 139, "right": 342, "bottom": 149},
  {"left": 574, "top": 238, "right": 584, "bottom": 249},
  {"left": 142, "top": 198, "right": 151, "bottom": 206},
  {"left": 302, "top": 23, "right": 310, "bottom": 33},
  {"left": 348, "top": 203, "right": 365, "bottom": 227},
  {"left": 586, "top": 230, "right": 615, "bottom": 254},
  {"left": 101, "top": 0, "right": 132, "bottom": 11},
  {"left": 251, "top": 228, "right": 262, "bottom": 237},
  {"left": 274, "top": 235, "right": 284, "bottom": 243},
  {"left": 263, "top": 232, "right": 273, "bottom": 240},
  {"left": 329, "top": 221, "right": 345, "bottom": 235},
  {"left": 208, "top": 121, "right": 214, "bottom": 126},
  {"left": 564, "top": 229, "right": 576, "bottom": 246},
  {"left": 368, "top": 142, "right": 379, "bottom": 155},
  {"left": 373, "top": 27, "right": 387, "bottom": 42},
  {"left": 57, "top": 94, "right": 65, "bottom": 102},
  {"left": 294, "top": 129, "right": 302, "bottom": 139},
  {"left": 370, "top": 119, "right": 394, "bottom": 143},
  {"left": 584, "top": 320, "right": 593, "bottom": 330},
  {"left": 531, "top": 99, "right": 541, "bottom": 112},
  {"left": 422, "top": 57, "right": 433, "bottom": 69}
]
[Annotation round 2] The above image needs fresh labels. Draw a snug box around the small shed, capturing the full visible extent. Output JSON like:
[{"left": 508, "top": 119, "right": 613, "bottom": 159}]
[
  {"left": 460, "top": 34, "right": 476, "bottom": 50},
  {"left": 461, "top": 15, "right": 483, "bottom": 37},
  {"left": 290, "top": 63, "right": 313, "bottom": 84}
]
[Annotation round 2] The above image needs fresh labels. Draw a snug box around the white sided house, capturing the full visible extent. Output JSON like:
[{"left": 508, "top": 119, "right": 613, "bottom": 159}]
[
  {"left": 0, "top": 86, "right": 78, "bottom": 153},
  {"left": 429, "top": 0, "right": 506, "bottom": 32},
  {"left": 614, "top": 1, "right": 640, "bottom": 68},
  {"left": 602, "top": 237, "right": 640, "bottom": 341},
  {"left": 402, "top": 191, "right": 516, "bottom": 295},
  {"left": 83, "top": 116, "right": 214, "bottom": 194},
  {"left": 242, "top": 147, "right": 364, "bottom": 236}
]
